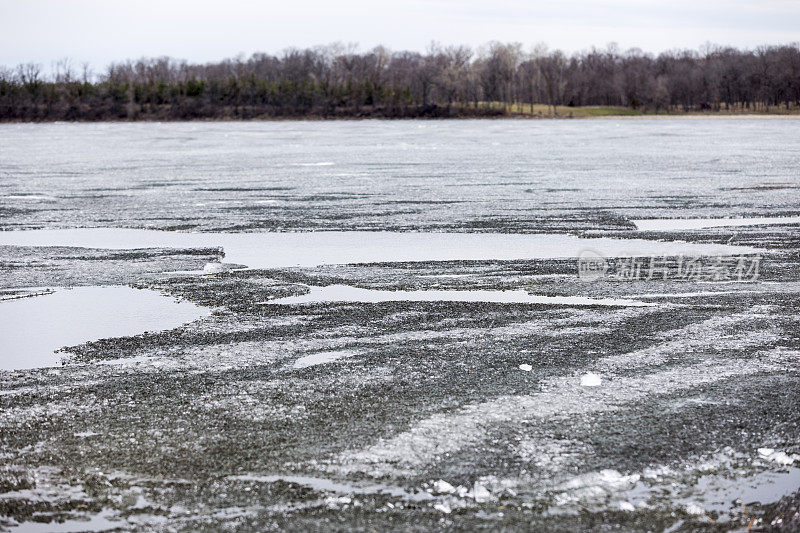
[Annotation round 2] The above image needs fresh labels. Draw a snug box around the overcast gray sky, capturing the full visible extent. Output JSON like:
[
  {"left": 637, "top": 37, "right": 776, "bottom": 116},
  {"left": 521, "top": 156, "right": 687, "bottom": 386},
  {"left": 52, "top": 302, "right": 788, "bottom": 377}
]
[{"left": 2, "top": 0, "right": 798, "bottom": 70}]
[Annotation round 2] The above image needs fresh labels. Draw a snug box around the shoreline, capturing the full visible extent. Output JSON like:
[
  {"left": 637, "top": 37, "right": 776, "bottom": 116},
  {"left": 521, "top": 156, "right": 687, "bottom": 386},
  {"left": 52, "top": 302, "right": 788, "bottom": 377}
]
[{"left": 2, "top": 113, "right": 800, "bottom": 125}]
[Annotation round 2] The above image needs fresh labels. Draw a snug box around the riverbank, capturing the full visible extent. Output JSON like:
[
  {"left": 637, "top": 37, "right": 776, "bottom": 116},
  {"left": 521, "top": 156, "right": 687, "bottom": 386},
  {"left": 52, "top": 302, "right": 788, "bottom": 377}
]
[{"left": 2, "top": 103, "right": 800, "bottom": 123}]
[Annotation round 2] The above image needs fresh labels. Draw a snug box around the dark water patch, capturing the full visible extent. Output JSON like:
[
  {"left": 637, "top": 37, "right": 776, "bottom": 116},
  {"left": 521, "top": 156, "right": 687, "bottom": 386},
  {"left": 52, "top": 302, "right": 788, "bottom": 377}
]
[{"left": 722, "top": 183, "right": 800, "bottom": 191}]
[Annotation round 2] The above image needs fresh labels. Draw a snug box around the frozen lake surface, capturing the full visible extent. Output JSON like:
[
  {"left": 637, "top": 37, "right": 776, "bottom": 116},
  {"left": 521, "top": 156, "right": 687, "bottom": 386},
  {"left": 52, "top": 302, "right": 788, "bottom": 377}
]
[
  {"left": 0, "top": 119, "right": 798, "bottom": 530},
  {"left": 1, "top": 119, "right": 799, "bottom": 233}
]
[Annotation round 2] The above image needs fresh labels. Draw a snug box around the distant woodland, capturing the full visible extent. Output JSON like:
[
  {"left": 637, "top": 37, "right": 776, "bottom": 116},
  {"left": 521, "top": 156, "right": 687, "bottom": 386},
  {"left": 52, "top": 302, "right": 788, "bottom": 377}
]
[{"left": 2, "top": 42, "right": 800, "bottom": 121}]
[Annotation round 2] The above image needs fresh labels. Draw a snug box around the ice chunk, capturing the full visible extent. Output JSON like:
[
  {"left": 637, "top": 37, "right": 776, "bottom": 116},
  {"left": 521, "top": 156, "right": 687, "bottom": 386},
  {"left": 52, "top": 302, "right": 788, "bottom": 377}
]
[
  {"left": 684, "top": 502, "right": 706, "bottom": 515},
  {"left": 433, "top": 502, "right": 451, "bottom": 514},
  {"left": 519, "top": 364, "right": 533, "bottom": 372},
  {"left": 433, "top": 480, "right": 456, "bottom": 494},
  {"left": 556, "top": 469, "right": 641, "bottom": 505},
  {"left": 618, "top": 501, "right": 636, "bottom": 512},
  {"left": 472, "top": 482, "right": 495, "bottom": 503},
  {"left": 580, "top": 373, "right": 602, "bottom": 387},
  {"left": 759, "top": 449, "right": 796, "bottom": 465},
  {"left": 203, "top": 262, "right": 227, "bottom": 273}
]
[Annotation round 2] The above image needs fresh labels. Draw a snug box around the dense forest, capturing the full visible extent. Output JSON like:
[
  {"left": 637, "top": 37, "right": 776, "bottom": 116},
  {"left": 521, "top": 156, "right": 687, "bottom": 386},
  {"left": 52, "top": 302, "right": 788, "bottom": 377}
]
[{"left": 2, "top": 42, "right": 800, "bottom": 121}]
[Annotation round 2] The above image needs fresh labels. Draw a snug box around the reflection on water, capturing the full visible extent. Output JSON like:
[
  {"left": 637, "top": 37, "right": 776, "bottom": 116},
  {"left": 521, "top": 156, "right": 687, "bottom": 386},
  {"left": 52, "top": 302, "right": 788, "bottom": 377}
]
[
  {"left": 623, "top": 466, "right": 800, "bottom": 521},
  {"left": 12, "top": 511, "right": 124, "bottom": 532},
  {"left": 0, "top": 286, "right": 208, "bottom": 371}
]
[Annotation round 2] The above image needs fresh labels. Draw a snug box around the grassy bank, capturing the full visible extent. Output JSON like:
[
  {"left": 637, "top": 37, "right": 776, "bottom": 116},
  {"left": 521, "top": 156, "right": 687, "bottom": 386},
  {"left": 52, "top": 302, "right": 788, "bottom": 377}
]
[{"left": 480, "top": 102, "right": 800, "bottom": 118}]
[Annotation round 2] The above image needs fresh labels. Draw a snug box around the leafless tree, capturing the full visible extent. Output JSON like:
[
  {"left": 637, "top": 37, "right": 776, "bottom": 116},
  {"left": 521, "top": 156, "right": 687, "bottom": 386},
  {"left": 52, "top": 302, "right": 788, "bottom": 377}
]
[{"left": 2, "top": 42, "right": 799, "bottom": 120}]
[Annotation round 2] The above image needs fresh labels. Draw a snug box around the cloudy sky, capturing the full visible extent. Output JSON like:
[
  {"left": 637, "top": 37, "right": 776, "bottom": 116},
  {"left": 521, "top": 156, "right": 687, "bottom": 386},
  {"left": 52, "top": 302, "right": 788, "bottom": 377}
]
[{"left": 2, "top": 0, "right": 798, "bottom": 70}]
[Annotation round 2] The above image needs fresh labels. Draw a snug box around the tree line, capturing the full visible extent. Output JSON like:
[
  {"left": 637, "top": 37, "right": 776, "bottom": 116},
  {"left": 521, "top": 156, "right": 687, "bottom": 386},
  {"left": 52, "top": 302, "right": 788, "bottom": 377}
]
[{"left": 1, "top": 42, "right": 799, "bottom": 121}]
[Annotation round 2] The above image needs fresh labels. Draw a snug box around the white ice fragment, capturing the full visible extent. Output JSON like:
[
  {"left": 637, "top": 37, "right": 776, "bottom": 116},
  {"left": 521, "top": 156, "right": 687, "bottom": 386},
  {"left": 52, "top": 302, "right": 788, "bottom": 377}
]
[
  {"left": 642, "top": 466, "right": 674, "bottom": 480},
  {"left": 770, "top": 452, "right": 795, "bottom": 465},
  {"left": 775, "top": 452, "right": 795, "bottom": 465},
  {"left": 433, "top": 502, "right": 451, "bottom": 514},
  {"left": 618, "top": 501, "right": 636, "bottom": 512},
  {"left": 580, "top": 372, "right": 602, "bottom": 387},
  {"left": 455, "top": 485, "right": 469, "bottom": 498},
  {"left": 203, "top": 262, "right": 226, "bottom": 273},
  {"left": 684, "top": 502, "right": 706, "bottom": 516},
  {"left": 758, "top": 448, "right": 796, "bottom": 465},
  {"left": 518, "top": 364, "right": 533, "bottom": 372},
  {"left": 555, "top": 469, "right": 640, "bottom": 504},
  {"left": 433, "top": 480, "right": 456, "bottom": 494},
  {"left": 472, "top": 482, "right": 495, "bottom": 503},
  {"left": 696, "top": 460, "right": 717, "bottom": 472}
]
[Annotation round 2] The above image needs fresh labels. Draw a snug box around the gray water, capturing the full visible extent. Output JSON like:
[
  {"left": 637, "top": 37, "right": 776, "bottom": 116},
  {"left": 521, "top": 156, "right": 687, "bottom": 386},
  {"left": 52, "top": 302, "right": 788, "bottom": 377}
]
[
  {"left": 633, "top": 215, "right": 800, "bottom": 231},
  {"left": 0, "top": 228, "right": 758, "bottom": 268},
  {"left": 264, "top": 284, "right": 655, "bottom": 306},
  {"left": 0, "top": 287, "right": 208, "bottom": 371}
]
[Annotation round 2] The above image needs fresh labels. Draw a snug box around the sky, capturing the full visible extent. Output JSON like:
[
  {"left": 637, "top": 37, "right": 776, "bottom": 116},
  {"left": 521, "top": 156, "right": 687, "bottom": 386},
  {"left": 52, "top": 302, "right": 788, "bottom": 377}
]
[{"left": 1, "top": 0, "right": 799, "bottom": 72}]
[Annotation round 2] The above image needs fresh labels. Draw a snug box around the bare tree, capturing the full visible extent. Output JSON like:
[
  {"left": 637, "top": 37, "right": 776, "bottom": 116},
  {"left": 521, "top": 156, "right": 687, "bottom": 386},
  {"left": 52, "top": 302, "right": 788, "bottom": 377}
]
[
  {"left": 2, "top": 42, "right": 799, "bottom": 120},
  {"left": 536, "top": 49, "right": 567, "bottom": 114}
]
